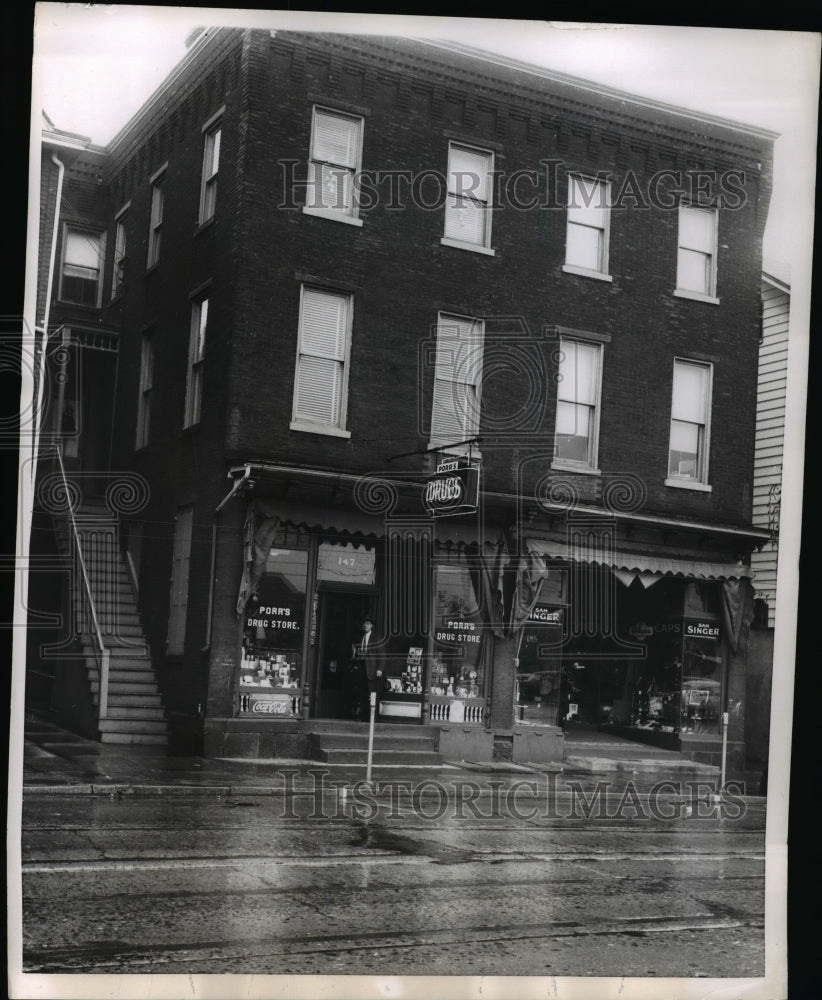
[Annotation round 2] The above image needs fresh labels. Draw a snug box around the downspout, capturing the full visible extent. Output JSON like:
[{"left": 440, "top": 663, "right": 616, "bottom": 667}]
[
  {"left": 32, "top": 151, "right": 65, "bottom": 489},
  {"left": 202, "top": 464, "right": 252, "bottom": 652}
]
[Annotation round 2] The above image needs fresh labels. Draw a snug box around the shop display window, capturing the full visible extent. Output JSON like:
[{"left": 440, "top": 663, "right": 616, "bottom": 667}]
[
  {"left": 239, "top": 545, "right": 309, "bottom": 716},
  {"left": 430, "top": 562, "right": 486, "bottom": 722},
  {"left": 626, "top": 628, "right": 683, "bottom": 732},
  {"left": 680, "top": 632, "right": 722, "bottom": 734}
]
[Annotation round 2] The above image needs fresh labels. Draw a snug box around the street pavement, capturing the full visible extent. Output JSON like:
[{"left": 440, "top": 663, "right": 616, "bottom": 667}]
[{"left": 12, "top": 716, "right": 767, "bottom": 982}]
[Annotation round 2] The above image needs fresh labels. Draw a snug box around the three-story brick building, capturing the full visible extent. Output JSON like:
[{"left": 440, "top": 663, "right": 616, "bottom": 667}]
[{"left": 29, "top": 27, "right": 775, "bottom": 772}]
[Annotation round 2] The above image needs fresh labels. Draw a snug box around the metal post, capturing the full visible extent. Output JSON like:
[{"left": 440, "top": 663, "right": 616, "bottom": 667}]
[
  {"left": 366, "top": 691, "right": 377, "bottom": 783},
  {"left": 720, "top": 710, "right": 729, "bottom": 790}
]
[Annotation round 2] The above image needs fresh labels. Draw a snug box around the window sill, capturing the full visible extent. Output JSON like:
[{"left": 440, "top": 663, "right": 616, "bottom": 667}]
[
  {"left": 301, "top": 206, "right": 363, "bottom": 227},
  {"left": 290, "top": 420, "right": 351, "bottom": 439},
  {"left": 194, "top": 216, "right": 216, "bottom": 236},
  {"left": 551, "top": 461, "right": 601, "bottom": 477},
  {"left": 664, "top": 477, "right": 712, "bottom": 493},
  {"left": 674, "top": 288, "right": 720, "bottom": 305},
  {"left": 562, "top": 264, "right": 613, "bottom": 283},
  {"left": 440, "top": 237, "right": 496, "bottom": 257}
]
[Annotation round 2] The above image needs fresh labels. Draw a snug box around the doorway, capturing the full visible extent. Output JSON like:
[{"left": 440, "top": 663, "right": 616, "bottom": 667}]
[{"left": 313, "top": 589, "right": 375, "bottom": 719}]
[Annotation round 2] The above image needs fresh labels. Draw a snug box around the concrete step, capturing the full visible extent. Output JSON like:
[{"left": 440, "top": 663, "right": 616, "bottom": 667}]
[
  {"left": 312, "top": 733, "right": 437, "bottom": 752},
  {"left": 103, "top": 706, "right": 166, "bottom": 721},
  {"left": 99, "top": 718, "right": 168, "bottom": 735},
  {"left": 91, "top": 681, "right": 161, "bottom": 696},
  {"left": 89, "top": 669, "right": 158, "bottom": 684},
  {"left": 99, "top": 732, "right": 168, "bottom": 745},
  {"left": 94, "top": 693, "right": 164, "bottom": 708},
  {"left": 319, "top": 749, "right": 443, "bottom": 766}
]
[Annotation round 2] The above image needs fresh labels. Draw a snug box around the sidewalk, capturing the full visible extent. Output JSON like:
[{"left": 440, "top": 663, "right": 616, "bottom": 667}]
[{"left": 17, "top": 715, "right": 736, "bottom": 799}]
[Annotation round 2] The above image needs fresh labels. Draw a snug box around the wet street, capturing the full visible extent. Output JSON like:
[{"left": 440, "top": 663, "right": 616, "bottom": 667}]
[{"left": 19, "top": 777, "right": 766, "bottom": 978}]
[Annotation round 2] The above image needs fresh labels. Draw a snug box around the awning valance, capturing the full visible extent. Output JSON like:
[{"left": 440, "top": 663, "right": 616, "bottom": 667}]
[{"left": 524, "top": 537, "right": 752, "bottom": 583}]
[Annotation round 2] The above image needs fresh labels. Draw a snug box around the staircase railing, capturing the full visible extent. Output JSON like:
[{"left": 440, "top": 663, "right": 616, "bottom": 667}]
[{"left": 54, "top": 446, "right": 110, "bottom": 723}]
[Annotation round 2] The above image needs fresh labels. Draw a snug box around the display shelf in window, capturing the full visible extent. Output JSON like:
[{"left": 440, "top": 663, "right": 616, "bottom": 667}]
[{"left": 237, "top": 645, "right": 303, "bottom": 716}]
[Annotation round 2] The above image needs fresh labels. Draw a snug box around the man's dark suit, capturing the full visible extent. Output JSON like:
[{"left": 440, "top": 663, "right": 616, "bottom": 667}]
[{"left": 350, "top": 630, "right": 381, "bottom": 719}]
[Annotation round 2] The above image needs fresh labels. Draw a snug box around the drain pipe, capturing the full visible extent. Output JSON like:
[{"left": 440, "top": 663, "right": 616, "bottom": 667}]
[
  {"left": 202, "top": 465, "right": 252, "bottom": 652},
  {"left": 31, "top": 152, "right": 66, "bottom": 490}
]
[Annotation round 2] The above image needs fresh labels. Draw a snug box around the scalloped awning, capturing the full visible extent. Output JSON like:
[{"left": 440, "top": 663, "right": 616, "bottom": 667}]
[{"left": 524, "top": 536, "right": 752, "bottom": 583}]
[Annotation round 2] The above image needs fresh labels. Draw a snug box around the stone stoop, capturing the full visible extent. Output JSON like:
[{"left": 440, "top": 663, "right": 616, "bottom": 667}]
[
  {"left": 309, "top": 731, "right": 443, "bottom": 766},
  {"left": 55, "top": 502, "right": 168, "bottom": 747}
]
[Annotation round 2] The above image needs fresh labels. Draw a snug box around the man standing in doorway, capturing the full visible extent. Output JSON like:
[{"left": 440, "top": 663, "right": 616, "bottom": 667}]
[{"left": 350, "top": 616, "right": 382, "bottom": 721}]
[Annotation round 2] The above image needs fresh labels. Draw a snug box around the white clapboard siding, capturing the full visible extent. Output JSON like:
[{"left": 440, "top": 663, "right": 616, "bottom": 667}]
[{"left": 751, "top": 274, "right": 790, "bottom": 627}]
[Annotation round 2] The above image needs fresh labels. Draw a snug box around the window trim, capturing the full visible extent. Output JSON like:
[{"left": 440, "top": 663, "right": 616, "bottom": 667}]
[
  {"left": 428, "top": 311, "right": 485, "bottom": 456},
  {"left": 184, "top": 292, "right": 209, "bottom": 429},
  {"left": 564, "top": 173, "right": 612, "bottom": 279},
  {"left": 441, "top": 141, "right": 495, "bottom": 254},
  {"left": 290, "top": 284, "right": 354, "bottom": 438},
  {"left": 58, "top": 224, "right": 106, "bottom": 307},
  {"left": 675, "top": 203, "right": 719, "bottom": 301},
  {"left": 135, "top": 331, "right": 153, "bottom": 450},
  {"left": 111, "top": 202, "right": 129, "bottom": 302},
  {"left": 302, "top": 105, "right": 364, "bottom": 223},
  {"left": 551, "top": 335, "right": 604, "bottom": 474},
  {"left": 198, "top": 108, "right": 224, "bottom": 224},
  {"left": 146, "top": 165, "right": 167, "bottom": 270},
  {"left": 665, "top": 357, "right": 713, "bottom": 490}
]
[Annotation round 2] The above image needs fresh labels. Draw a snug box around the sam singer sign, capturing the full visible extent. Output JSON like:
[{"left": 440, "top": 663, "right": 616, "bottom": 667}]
[{"left": 423, "top": 460, "right": 479, "bottom": 517}]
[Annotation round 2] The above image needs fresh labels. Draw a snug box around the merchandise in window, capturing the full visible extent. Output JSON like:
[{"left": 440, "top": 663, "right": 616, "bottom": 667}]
[{"left": 430, "top": 562, "right": 486, "bottom": 723}]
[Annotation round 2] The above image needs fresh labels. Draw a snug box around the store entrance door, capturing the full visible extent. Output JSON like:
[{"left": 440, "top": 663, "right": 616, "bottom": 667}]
[{"left": 313, "top": 589, "right": 374, "bottom": 719}]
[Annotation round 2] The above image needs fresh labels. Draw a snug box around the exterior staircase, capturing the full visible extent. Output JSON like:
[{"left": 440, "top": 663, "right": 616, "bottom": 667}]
[
  {"left": 56, "top": 499, "right": 168, "bottom": 746},
  {"left": 309, "top": 725, "right": 443, "bottom": 766}
]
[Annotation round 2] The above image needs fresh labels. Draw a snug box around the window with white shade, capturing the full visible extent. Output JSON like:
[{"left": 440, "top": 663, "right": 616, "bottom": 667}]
[
  {"left": 291, "top": 287, "right": 352, "bottom": 436},
  {"left": 565, "top": 175, "right": 610, "bottom": 276},
  {"left": 553, "top": 338, "right": 602, "bottom": 470},
  {"left": 199, "top": 117, "right": 222, "bottom": 223},
  {"left": 443, "top": 143, "right": 493, "bottom": 251},
  {"left": 60, "top": 226, "right": 105, "bottom": 306},
  {"left": 676, "top": 206, "right": 717, "bottom": 298},
  {"left": 429, "top": 313, "right": 484, "bottom": 451},
  {"left": 668, "top": 359, "right": 712, "bottom": 485},
  {"left": 147, "top": 169, "right": 165, "bottom": 268},
  {"left": 135, "top": 332, "right": 153, "bottom": 449},
  {"left": 184, "top": 296, "right": 208, "bottom": 428},
  {"left": 305, "top": 107, "right": 363, "bottom": 220},
  {"left": 111, "top": 208, "right": 128, "bottom": 301}
]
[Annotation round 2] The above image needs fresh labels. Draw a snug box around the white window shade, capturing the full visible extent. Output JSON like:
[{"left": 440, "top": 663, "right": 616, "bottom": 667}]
[
  {"left": 672, "top": 362, "right": 708, "bottom": 422},
  {"left": 444, "top": 197, "right": 486, "bottom": 245},
  {"left": 559, "top": 340, "right": 599, "bottom": 405},
  {"left": 679, "top": 207, "right": 714, "bottom": 251},
  {"left": 565, "top": 224, "right": 601, "bottom": 272},
  {"left": 448, "top": 146, "right": 490, "bottom": 201},
  {"left": 293, "top": 288, "right": 350, "bottom": 431},
  {"left": 430, "top": 314, "right": 484, "bottom": 447},
  {"left": 313, "top": 111, "right": 360, "bottom": 167},
  {"left": 568, "top": 177, "right": 607, "bottom": 227},
  {"left": 65, "top": 230, "right": 101, "bottom": 272}
]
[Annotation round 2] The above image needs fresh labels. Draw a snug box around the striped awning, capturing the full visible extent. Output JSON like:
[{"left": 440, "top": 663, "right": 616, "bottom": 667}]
[{"left": 524, "top": 536, "right": 752, "bottom": 584}]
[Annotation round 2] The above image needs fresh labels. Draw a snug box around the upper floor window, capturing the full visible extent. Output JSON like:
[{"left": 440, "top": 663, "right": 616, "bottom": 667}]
[
  {"left": 443, "top": 143, "right": 494, "bottom": 253},
  {"left": 135, "top": 332, "right": 153, "bottom": 450},
  {"left": 111, "top": 207, "right": 128, "bottom": 301},
  {"left": 291, "top": 286, "right": 353, "bottom": 437},
  {"left": 429, "top": 313, "right": 484, "bottom": 452},
  {"left": 147, "top": 168, "right": 166, "bottom": 269},
  {"left": 676, "top": 205, "right": 718, "bottom": 300},
  {"left": 184, "top": 295, "right": 208, "bottom": 428},
  {"left": 564, "top": 175, "right": 611, "bottom": 279},
  {"left": 59, "top": 226, "right": 105, "bottom": 306},
  {"left": 667, "top": 359, "right": 712, "bottom": 488},
  {"left": 199, "top": 115, "right": 222, "bottom": 223},
  {"left": 553, "top": 338, "right": 603, "bottom": 471},
  {"left": 304, "top": 107, "right": 363, "bottom": 222}
]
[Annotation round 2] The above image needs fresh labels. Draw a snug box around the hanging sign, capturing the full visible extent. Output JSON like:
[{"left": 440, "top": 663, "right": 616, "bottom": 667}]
[
  {"left": 527, "top": 605, "right": 563, "bottom": 626},
  {"left": 684, "top": 620, "right": 721, "bottom": 638},
  {"left": 423, "top": 463, "right": 479, "bottom": 517}
]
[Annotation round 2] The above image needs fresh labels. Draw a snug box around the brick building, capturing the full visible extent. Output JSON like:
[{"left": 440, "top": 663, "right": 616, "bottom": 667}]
[{"left": 28, "top": 28, "right": 776, "bottom": 774}]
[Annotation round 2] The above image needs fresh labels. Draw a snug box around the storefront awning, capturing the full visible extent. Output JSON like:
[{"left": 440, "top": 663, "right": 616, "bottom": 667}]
[{"left": 524, "top": 537, "right": 752, "bottom": 583}]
